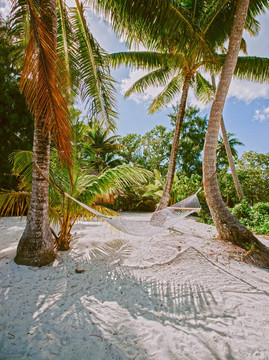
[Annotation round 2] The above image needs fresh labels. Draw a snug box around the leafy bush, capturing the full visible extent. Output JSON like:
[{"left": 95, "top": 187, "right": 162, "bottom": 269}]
[
  {"left": 231, "top": 200, "right": 252, "bottom": 219},
  {"left": 252, "top": 202, "right": 269, "bottom": 216},
  {"left": 231, "top": 200, "right": 269, "bottom": 235}
]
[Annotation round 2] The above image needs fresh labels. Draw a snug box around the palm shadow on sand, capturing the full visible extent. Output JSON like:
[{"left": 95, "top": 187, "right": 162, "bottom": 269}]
[{"left": 1, "top": 243, "right": 269, "bottom": 360}]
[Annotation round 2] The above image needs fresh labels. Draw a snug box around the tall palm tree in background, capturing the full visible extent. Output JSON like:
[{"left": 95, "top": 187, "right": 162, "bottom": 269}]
[
  {"left": 217, "top": 132, "right": 244, "bottom": 169},
  {"left": 105, "top": 0, "right": 269, "bottom": 211},
  {"left": 211, "top": 73, "right": 245, "bottom": 200},
  {"left": 203, "top": 0, "right": 269, "bottom": 267},
  {"left": 110, "top": 50, "right": 214, "bottom": 211},
  {"left": 93, "top": 0, "right": 269, "bottom": 266},
  {"left": 11, "top": 0, "right": 117, "bottom": 266}
]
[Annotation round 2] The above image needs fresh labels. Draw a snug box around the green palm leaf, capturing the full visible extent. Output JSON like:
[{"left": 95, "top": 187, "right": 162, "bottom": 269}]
[
  {"left": 9, "top": 150, "right": 33, "bottom": 189},
  {"left": 193, "top": 72, "right": 214, "bottom": 103},
  {"left": 125, "top": 67, "right": 175, "bottom": 98},
  {"left": 0, "top": 189, "right": 30, "bottom": 217},
  {"left": 214, "top": 55, "right": 269, "bottom": 83},
  {"left": 148, "top": 74, "right": 183, "bottom": 114},
  {"left": 92, "top": 0, "right": 213, "bottom": 58},
  {"left": 234, "top": 56, "right": 269, "bottom": 83},
  {"left": 71, "top": 2, "right": 117, "bottom": 130},
  {"left": 109, "top": 51, "right": 177, "bottom": 70},
  {"left": 57, "top": 0, "right": 79, "bottom": 97}
]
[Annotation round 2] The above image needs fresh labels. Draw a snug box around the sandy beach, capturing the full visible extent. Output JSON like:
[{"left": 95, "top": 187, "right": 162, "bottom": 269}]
[{"left": 0, "top": 214, "right": 269, "bottom": 360}]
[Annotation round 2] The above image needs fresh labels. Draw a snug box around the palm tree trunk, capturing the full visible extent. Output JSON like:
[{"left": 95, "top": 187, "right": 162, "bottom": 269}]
[
  {"left": 220, "top": 117, "right": 245, "bottom": 201},
  {"left": 14, "top": 0, "right": 57, "bottom": 267},
  {"left": 203, "top": 0, "right": 269, "bottom": 268},
  {"left": 156, "top": 74, "right": 191, "bottom": 211},
  {"left": 211, "top": 73, "right": 245, "bottom": 201}
]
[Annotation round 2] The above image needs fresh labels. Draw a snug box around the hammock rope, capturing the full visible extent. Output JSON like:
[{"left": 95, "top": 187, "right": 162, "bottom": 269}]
[{"left": 33, "top": 161, "right": 202, "bottom": 237}]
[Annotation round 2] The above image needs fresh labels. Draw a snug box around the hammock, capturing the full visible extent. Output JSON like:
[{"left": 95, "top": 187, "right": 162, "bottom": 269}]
[{"left": 64, "top": 191, "right": 201, "bottom": 237}]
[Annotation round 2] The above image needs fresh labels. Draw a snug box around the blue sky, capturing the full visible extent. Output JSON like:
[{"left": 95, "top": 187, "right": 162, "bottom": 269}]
[{"left": 1, "top": 1, "right": 268, "bottom": 155}]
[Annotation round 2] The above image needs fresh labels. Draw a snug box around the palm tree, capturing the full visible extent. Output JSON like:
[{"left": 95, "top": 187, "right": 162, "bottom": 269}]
[
  {"left": 12, "top": 0, "right": 69, "bottom": 267},
  {"left": 0, "top": 122, "right": 152, "bottom": 250},
  {"left": 203, "top": 0, "right": 269, "bottom": 267},
  {"left": 211, "top": 73, "right": 245, "bottom": 201},
  {"left": 110, "top": 50, "right": 215, "bottom": 211},
  {"left": 10, "top": 0, "right": 117, "bottom": 266},
  {"left": 82, "top": 119, "right": 123, "bottom": 172},
  {"left": 106, "top": 0, "right": 268, "bottom": 211},
  {"left": 217, "top": 132, "right": 244, "bottom": 168}
]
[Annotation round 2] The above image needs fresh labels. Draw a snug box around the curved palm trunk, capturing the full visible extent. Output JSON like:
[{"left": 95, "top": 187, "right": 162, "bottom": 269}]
[
  {"left": 220, "top": 117, "right": 245, "bottom": 201},
  {"left": 203, "top": 0, "right": 269, "bottom": 268},
  {"left": 156, "top": 74, "right": 191, "bottom": 211},
  {"left": 211, "top": 73, "right": 245, "bottom": 201},
  {"left": 14, "top": 0, "right": 57, "bottom": 267}
]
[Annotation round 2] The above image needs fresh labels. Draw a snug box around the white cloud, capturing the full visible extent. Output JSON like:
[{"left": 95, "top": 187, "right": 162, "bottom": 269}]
[
  {"left": 228, "top": 79, "right": 269, "bottom": 104},
  {"left": 254, "top": 107, "right": 269, "bottom": 122},
  {"left": 0, "top": 0, "right": 11, "bottom": 18}
]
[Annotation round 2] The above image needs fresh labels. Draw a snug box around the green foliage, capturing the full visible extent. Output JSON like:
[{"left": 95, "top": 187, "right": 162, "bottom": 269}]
[
  {"left": 231, "top": 200, "right": 269, "bottom": 235},
  {"left": 172, "top": 174, "right": 202, "bottom": 203},
  {"left": 0, "top": 121, "right": 152, "bottom": 247},
  {"left": 217, "top": 169, "right": 238, "bottom": 207},
  {"left": 119, "top": 106, "right": 207, "bottom": 177},
  {"left": 119, "top": 126, "right": 172, "bottom": 174},
  {"left": 217, "top": 152, "right": 269, "bottom": 207},
  {"left": 231, "top": 200, "right": 252, "bottom": 219},
  {"left": 81, "top": 118, "right": 123, "bottom": 172},
  {"left": 0, "top": 18, "right": 33, "bottom": 189},
  {"left": 252, "top": 202, "right": 269, "bottom": 216},
  {"left": 141, "top": 126, "right": 173, "bottom": 173},
  {"left": 119, "top": 133, "right": 143, "bottom": 165},
  {"left": 71, "top": 3, "right": 117, "bottom": 129},
  {"left": 236, "top": 151, "right": 269, "bottom": 205},
  {"left": 217, "top": 132, "right": 244, "bottom": 169},
  {"left": 169, "top": 106, "right": 207, "bottom": 176}
]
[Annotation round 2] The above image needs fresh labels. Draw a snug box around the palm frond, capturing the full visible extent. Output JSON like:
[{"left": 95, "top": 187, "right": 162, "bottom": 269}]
[
  {"left": 202, "top": 0, "right": 264, "bottom": 47},
  {"left": 85, "top": 165, "right": 152, "bottom": 204},
  {"left": 0, "top": 189, "right": 30, "bottom": 217},
  {"left": 125, "top": 67, "right": 174, "bottom": 98},
  {"left": 9, "top": 0, "right": 30, "bottom": 67},
  {"left": 148, "top": 74, "right": 183, "bottom": 114},
  {"left": 20, "top": 0, "right": 72, "bottom": 165},
  {"left": 91, "top": 0, "right": 213, "bottom": 59},
  {"left": 109, "top": 51, "right": 176, "bottom": 70},
  {"left": 193, "top": 72, "right": 214, "bottom": 103},
  {"left": 57, "top": 0, "right": 76, "bottom": 96},
  {"left": 9, "top": 150, "right": 33, "bottom": 188},
  {"left": 71, "top": 1, "right": 117, "bottom": 130},
  {"left": 214, "top": 55, "right": 269, "bottom": 83},
  {"left": 234, "top": 56, "right": 269, "bottom": 83}
]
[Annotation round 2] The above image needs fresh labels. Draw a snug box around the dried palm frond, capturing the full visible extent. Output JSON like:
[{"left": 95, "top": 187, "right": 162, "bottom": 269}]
[{"left": 20, "top": 0, "right": 72, "bottom": 165}]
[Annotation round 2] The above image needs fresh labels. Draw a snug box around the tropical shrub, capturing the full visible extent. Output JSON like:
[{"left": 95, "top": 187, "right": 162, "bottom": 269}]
[
  {"left": 231, "top": 201, "right": 269, "bottom": 235},
  {"left": 0, "top": 122, "right": 152, "bottom": 249}
]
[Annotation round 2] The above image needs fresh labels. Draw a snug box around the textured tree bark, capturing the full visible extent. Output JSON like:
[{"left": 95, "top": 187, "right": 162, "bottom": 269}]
[
  {"left": 203, "top": 0, "right": 269, "bottom": 268},
  {"left": 220, "top": 117, "right": 245, "bottom": 201},
  {"left": 14, "top": 0, "right": 57, "bottom": 267},
  {"left": 14, "top": 123, "right": 56, "bottom": 266},
  {"left": 156, "top": 74, "right": 191, "bottom": 211}
]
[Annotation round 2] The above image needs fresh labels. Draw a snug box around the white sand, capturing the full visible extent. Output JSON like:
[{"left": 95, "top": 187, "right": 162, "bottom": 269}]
[{"left": 0, "top": 214, "right": 269, "bottom": 360}]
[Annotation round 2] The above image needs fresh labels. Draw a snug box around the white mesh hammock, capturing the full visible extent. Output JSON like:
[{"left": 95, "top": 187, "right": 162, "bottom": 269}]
[{"left": 64, "top": 190, "right": 201, "bottom": 237}]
